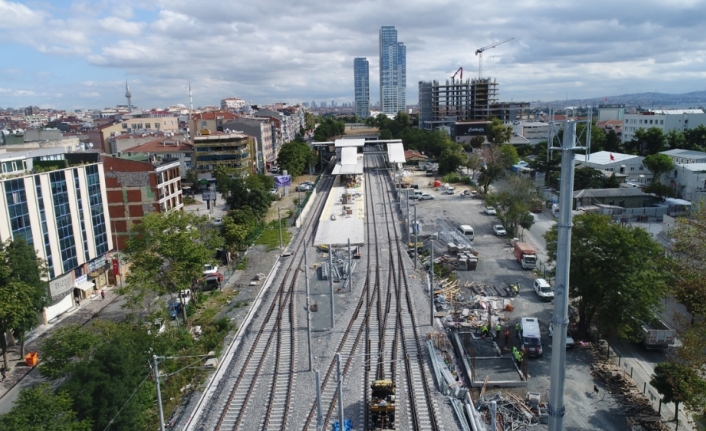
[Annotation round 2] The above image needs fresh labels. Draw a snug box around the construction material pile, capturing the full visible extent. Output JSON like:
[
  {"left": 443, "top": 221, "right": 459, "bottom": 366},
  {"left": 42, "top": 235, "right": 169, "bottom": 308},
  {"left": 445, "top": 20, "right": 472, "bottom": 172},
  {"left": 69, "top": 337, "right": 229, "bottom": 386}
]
[
  {"left": 319, "top": 248, "right": 357, "bottom": 285},
  {"left": 590, "top": 363, "right": 669, "bottom": 431},
  {"left": 476, "top": 392, "right": 545, "bottom": 429},
  {"left": 432, "top": 279, "right": 512, "bottom": 330},
  {"left": 465, "top": 281, "right": 514, "bottom": 297},
  {"left": 436, "top": 247, "right": 479, "bottom": 271}
]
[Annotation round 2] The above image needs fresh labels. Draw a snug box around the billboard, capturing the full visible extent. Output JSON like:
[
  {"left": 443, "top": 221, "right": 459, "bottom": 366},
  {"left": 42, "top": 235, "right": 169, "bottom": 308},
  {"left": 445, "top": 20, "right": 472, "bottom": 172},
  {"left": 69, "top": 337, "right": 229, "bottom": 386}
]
[{"left": 455, "top": 122, "right": 488, "bottom": 137}]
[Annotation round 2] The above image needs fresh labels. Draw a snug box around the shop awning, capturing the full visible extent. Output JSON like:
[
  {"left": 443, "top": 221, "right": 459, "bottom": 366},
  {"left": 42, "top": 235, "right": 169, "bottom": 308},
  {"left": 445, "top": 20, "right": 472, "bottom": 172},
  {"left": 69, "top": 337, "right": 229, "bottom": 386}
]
[{"left": 75, "top": 281, "right": 95, "bottom": 291}]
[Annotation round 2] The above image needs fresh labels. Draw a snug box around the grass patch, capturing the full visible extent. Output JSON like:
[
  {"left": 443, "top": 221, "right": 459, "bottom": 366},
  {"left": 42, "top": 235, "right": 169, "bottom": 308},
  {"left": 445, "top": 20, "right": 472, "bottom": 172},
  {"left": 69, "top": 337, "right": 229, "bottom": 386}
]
[
  {"left": 255, "top": 219, "right": 292, "bottom": 250},
  {"left": 236, "top": 258, "right": 247, "bottom": 270}
]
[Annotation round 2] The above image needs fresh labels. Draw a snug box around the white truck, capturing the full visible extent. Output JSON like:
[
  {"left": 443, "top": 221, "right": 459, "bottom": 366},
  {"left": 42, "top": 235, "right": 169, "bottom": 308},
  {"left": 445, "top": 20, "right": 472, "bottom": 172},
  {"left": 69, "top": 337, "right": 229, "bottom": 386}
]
[{"left": 641, "top": 319, "right": 676, "bottom": 349}]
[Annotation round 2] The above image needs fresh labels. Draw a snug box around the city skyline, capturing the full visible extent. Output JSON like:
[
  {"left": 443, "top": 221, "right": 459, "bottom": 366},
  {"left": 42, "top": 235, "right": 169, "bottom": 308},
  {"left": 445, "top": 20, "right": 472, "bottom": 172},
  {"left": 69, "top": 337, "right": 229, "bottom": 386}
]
[{"left": 1, "top": 0, "right": 705, "bottom": 109}]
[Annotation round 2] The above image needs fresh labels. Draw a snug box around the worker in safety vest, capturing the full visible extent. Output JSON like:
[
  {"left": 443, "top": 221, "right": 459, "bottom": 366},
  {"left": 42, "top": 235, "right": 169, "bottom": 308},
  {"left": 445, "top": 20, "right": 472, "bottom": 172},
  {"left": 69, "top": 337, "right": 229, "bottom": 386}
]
[
  {"left": 495, "top": 324, "right": 502, "bottom": 339},
  {"left": 515, "top": 322, "right": 520, "bottom": 337},
  {"left": 481, "top": 325, "right": 488, "bottom": 338},
  {"left": 512, "top": 346, "right": 519, "bottom": 362}
]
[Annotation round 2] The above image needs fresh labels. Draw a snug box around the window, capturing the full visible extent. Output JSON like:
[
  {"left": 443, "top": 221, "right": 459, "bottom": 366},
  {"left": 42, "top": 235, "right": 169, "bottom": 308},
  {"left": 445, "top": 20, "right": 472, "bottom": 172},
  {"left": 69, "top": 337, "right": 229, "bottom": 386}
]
[
  {"left": 639, "top": 166, "right": 644, "bottom": 170},
  {"left": 35, "top": 176, "right": 54, "bottom": 278},
  {"left": 50, "top": 171, "right": 78, "bottom": 271},
  {"left": 73, "top": 169, "right": 90, "bottom": 262},
  {"left": 4, "top": 179, "right": 32, "bottom": 244},
  {"left": 630, "top": 167, "right": 635, "bottom": 171},
  {"left": 201, "top": 121, "right": 207, "bottom": 127},
  {"left": 86, "top": 165, "right": 108, "bottom": 256},
  {"left": 155, "top": 123, "right": 159, "bottom": 129},
  {"left": 145, "top": 123, "right": 151, "bottom": 129}
]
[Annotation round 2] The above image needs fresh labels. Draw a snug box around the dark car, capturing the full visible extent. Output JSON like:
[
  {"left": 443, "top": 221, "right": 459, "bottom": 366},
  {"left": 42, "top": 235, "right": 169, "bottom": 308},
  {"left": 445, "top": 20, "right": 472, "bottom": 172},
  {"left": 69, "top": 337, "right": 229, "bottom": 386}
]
[
  {"left": 167, "top": 300, "right": 182, "bottom": 319},
  {"left": 202, "top": 272, "right": 224, "bottom": 291}
]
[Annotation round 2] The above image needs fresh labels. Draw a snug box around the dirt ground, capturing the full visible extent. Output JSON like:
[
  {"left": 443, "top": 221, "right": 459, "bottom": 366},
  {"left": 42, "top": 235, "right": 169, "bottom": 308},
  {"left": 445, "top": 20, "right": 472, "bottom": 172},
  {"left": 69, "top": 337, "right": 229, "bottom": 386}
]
[{"left": 265, "top": 173, "right": 319, "bottom": 223}]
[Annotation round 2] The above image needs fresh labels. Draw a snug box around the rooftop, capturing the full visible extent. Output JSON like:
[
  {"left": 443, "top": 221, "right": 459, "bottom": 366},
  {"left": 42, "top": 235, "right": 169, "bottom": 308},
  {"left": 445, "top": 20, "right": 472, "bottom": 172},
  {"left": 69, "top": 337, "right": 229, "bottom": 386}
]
[
  {"left": 574, "top": 188, "right": 649, "bottom": 199},
  {"left": 575, "top": 151, "right": 642, "bottom": 165},
  {"left": 124, "top": 138, "right": 193, "bottom": 153},
  {"left": 661, "top": 149, "right": 706, "bottom": 159}
]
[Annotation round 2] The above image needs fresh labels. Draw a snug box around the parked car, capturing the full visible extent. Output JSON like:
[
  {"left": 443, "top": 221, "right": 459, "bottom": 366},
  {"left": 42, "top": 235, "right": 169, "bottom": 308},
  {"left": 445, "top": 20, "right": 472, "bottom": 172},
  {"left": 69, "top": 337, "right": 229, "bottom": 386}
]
[
  {"left": 485, "top": 206, "right": 497, "bottom": 215},
  {"left": 492, "top": 225, "right": 507, "bottom": 236},
  {"left": 178, "top": 289, "right": 192, "bottom": 305},
  {"left": 533, "top": 278, "right": 554, "bottom": 301},
  {"left": 202, "top": 273, "right": 224, "bottom": 291},
  {"left": 211, "top": 217, "right": 223, "bottom": 226},
  {"left": 270, "top": 166, "right": 280, "bottom": 173},
  {"left": 203, "top": 264, "right": 219, "bottom": 275},
  {"left": 167, "top": 300, "right": 182, "bottom": 319},
  {"left": 270, "top": 188, "right": 279, "bottom": 195},
  {"left": 549, "top": 323, "right": 575, "bottom": 349},
  {"left": 148, "top": 318, "right": 166, "bottom": 335},
  {"left": 297, "top": 184, "right": 311, "bottom": 192},
  {"left": 419, "top": 193, "right": 434, "bottom": 200}
]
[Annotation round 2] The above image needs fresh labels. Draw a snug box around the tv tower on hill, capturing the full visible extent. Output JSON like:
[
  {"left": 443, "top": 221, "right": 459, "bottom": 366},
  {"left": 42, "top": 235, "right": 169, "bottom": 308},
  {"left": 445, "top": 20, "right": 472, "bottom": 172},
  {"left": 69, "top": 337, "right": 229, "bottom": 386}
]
[{"left": 125, "top": 81, "right": 133, "bottom": 112}]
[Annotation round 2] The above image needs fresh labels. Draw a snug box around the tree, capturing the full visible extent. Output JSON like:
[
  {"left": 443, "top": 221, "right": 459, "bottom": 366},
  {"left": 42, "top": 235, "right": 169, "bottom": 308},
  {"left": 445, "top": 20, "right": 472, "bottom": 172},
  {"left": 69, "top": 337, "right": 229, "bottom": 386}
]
[
  {"left": 643, "top": 153, "right": 675, "bottom": 184},
  {"left": 0, "top": 383, "right": 92, "bottom": 431},
  {"left": 651, "top": 362, "right": 706, "bottom": 419},
  {"left": 604, "top": 129, "right": 621, "bottom": 152},
  {"left": 0, "top": 275, "right": 36, "bottom": 369},
  {"left": 4, "top": 238, "right": 48, "bottom": 357},
  {"left": 528, "top": 143, "right": 560, "bottom": 183},
  {"left": 603, "top": 173, "right": 621, "bottom": 188},
  {"left": 379, "top": 129, "right": 393, "bottom": 140},
  {"left": 544, "top": 213, "right": 668, "bottom": 339},
  {"left": 666, "top": 129, "right": 686, "bottom": 150},
  {"left": 276, "top": 139, "right": 316, "bottom": 177},
  {"left": 469, "top": 135, "right": 485, "bottom": 150},
  {"left": 465, "top": 153, "right": 482, "bottom": 178},
  {"left": 683, "top": 125, "right": 706, "bottom": 151},
  {"left": 626, "top": 127, "right": 667, "bottom": 155},
  {"left": 485, "top": 118, "right": 512, "bottom": 146},
  {"left": 573, "top": 165, "right": 608, "bottom": 190},
  {"left": 499, "top": 144, "right": 519, "bottom": 166},
  {"left": 477, "top": 143, "right": 516, "bottom": 194},
  {"left": 121, "top": 211, "right": 223, "bottom": 321},
  {"left": 438, "top": 146, "right": 467, "bottom": 174},
  {"left": 485, "top": 175, "right": 539, "bottom": 236},
  {"left": 667, "top": 199, "right": 706, "bottom": 370}
]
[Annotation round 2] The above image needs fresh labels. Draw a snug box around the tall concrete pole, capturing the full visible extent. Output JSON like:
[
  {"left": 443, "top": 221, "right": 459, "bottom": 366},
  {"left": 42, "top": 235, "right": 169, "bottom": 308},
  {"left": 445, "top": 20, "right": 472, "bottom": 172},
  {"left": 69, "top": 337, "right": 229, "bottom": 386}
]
[
  {"left": 304, "top": 240, "right": 313, "bottom": 371},
  {"left": 347, "top": 238, "right": 352, "bottom": 292},
  {"left": 278, "top": 207, "right": 283, "bottom": 250},
  {"left": 336, "top": 352, "right": 345, "bottom": 430},
  {"left": 329, "top": 244, "right": 335, "bottom": 329},
  {"left": 315, "top": 370, "right": 323, "bottom": 431},
  {"left": 414, "top": 204, "right": 418, "bottom": 269},
  {"left": 406, "top": 189, "right": 411, "bottom": 242},
  {"left": 153, "top": 355, "right": 165, "bottom": 431},
  {"left": 430, "top": 241, "right": 434, "bottom": 327},
  {"left": 548, "top": 120, "right": 580, "bottom": 431}
]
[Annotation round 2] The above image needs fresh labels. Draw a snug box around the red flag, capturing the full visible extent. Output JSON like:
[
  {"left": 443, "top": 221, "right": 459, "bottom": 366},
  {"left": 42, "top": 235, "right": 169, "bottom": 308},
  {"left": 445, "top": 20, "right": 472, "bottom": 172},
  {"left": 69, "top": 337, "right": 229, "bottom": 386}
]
[
  {"left": 610, "top": 153, "right": 615, "bottom": 161},
  {"left": 604, "top": 97, "right": 608, "bottom": 102}
]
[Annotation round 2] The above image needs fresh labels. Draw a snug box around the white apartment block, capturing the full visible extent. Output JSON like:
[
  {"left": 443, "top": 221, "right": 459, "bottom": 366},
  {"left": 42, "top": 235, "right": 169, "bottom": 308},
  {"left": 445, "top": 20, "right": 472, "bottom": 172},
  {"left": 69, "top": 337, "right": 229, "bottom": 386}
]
[
  {"left": 622, "top": 109, "right": 706, "bottom": 143},
  {"left": 574, "top": 151, "right": 651, "bottom": 184},
  {"left": 221, "top": 98, "right": 247, "bottom": 110}
]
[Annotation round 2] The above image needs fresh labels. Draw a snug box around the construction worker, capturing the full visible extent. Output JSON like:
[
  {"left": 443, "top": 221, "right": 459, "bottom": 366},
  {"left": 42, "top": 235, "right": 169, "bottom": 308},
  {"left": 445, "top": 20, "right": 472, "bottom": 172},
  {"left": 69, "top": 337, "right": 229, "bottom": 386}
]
[
  {"left": 495, "top": 323, "right": 502, "bottom": 339},
  {"left": 512, "top": 346, "right": 519, "bottom": 363},
  {"left": 515, "top": 322, "right": 521, "bottom": 338},
  {"left": 481, "top": 324, "right": 489, "bottom": 338},
  {"left": 504, "top": 329, "right": 510, "bottom": 346},
  {"left": 513, "top": 347, "right": 522, "bottom": 366}
]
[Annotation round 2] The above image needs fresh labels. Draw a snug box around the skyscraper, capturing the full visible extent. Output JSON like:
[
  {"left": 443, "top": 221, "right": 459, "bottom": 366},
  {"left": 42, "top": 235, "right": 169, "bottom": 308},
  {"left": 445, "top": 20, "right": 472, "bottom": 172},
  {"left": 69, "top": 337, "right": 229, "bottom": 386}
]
[
  {"left": 379, "top": 26, "right": 406, "bottom": 115},
  {"left": 354, "top": 57, "right": 370, "bottom": 118}
]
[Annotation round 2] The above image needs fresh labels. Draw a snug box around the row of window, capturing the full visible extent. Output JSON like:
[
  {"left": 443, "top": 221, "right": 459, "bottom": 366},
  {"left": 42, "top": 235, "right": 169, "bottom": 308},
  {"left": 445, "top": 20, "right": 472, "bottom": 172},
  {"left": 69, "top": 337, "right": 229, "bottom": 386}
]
[
  {"left": 625, "top": 118, "right": 664, "bottom": 125},
  {"left": 121, "top": 120, "right": 176, "bottom": 130}
]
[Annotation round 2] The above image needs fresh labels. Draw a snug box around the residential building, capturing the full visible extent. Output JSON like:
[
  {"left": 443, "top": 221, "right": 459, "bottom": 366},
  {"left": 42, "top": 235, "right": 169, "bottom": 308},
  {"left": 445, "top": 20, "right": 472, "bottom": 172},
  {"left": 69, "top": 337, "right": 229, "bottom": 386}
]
[
  {"left": 666, "top": 162, "right": 706, "bottom": 202},
  {"left": 660, "top": 149, "right": 706, "bottom": 165},
  {"left": 123, "top": 137, "right": 193, "bottom": 176},
  {"left": 622, "top": 109, "right": 706, "bottom": 143},
  {"left": 573, "top": 188, "right": 659, "bottom": 210},
  {"left": 189, "top": 111, "right": 240, "bottom": 136},
  {"left": 102, "top": 155, "right": 183, "bottom": 251},
  {"left": 574, "top": 151, "right": 650, "bottom": 184},
  {"left": 596, "top": 120, "right": 623, "bottom": 139},
  {"left": 379, "top": 26, "right": 406, "bottom": 114},
  {"left": 192, "top": 131, "right": 256, "bottom": 174},
  {"left": 354, "top": 57, "right": 370, "bottom": 118},
  {"left": 0, "top": 149, "right": 113, "bottom": 322},
  {"left": 89, "top": 115, "right": 180, "bottom": 153},
  {"left": 598, "top": 104, "right": 625, "bottom": 122},
  {"left": 222, "top": 117, "right": 275, "bottom": 171},
  {"left": 221, "top": 98, "right": 247, "bottom": 111}
]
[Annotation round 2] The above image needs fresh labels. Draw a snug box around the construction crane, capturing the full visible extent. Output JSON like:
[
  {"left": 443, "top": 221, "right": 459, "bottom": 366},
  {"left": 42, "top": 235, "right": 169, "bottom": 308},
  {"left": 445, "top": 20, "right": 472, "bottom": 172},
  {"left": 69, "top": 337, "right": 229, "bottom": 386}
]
[
  {"left": 474, "top": 37, "right": 514, "bottom": 79},
  {"left": 451, "top": 66, "right": 463, "bottom": 81}
]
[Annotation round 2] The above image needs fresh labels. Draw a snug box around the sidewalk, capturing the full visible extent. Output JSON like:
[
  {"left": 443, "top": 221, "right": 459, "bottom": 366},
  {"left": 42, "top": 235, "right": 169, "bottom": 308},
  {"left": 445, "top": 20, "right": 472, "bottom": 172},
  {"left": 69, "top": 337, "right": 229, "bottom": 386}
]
[{"left": 0, "top": 287, "right": 119, "bottom": 400}]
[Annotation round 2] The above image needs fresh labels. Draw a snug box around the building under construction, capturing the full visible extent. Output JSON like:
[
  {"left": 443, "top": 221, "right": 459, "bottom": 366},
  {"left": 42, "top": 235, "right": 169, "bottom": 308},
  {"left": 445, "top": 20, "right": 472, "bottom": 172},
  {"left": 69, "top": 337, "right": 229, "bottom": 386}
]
[{"left": 418, "top": 78, "right": 529, "bottom": 131}]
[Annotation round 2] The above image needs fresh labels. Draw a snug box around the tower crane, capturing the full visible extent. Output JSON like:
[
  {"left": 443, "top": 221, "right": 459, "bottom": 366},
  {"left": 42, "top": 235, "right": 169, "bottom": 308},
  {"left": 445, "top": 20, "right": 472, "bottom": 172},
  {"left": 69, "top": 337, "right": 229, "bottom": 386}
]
[
  {"left": 474, "top": 37, "right": 514, "bottom": 79},
  {"left": 451, "top": 67, "right": 463, "bottom": 81}
]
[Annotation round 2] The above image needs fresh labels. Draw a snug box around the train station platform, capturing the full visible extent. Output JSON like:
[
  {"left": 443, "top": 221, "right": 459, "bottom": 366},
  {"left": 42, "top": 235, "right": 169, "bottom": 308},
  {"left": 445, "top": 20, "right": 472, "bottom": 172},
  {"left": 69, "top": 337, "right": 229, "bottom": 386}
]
[{"left": 313, "top": 175, "right": 365, "bottom": 247}]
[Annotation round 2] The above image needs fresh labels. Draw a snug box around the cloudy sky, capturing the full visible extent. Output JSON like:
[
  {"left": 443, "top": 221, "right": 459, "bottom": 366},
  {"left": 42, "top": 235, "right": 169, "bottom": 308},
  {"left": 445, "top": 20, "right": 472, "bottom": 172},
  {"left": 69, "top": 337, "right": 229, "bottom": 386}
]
[{"left": 1, "top": 0, "right": 705, "bottom": 110}]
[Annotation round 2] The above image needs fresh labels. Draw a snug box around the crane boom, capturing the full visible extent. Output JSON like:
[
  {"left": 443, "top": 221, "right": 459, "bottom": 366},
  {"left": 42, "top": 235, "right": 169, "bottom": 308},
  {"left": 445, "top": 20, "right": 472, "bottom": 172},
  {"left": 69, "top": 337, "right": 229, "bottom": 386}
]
[
  {"left": 474, "top": 37, "right": 514, "bottom": 79},
  {"left": 451, "top": 66, "right": 463, "bottom": 81}
]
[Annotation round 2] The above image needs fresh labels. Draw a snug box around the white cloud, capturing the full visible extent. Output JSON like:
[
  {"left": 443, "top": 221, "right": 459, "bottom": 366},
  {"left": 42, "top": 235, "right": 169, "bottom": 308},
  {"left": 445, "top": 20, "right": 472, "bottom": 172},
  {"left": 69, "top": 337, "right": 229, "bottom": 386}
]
[{"left": 2, "top": 0, "right": 706, "bottom": 108}]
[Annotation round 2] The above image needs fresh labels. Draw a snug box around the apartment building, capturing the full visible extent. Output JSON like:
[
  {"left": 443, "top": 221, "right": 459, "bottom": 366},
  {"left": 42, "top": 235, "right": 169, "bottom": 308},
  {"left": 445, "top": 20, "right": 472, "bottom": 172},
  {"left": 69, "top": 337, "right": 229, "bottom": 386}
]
[
  {"left": 0, "top": 149, "right": 113, "bottom": 322},
  {"left": 354, "top": 57, "right": 370, "bottom": 118},
  {"left": 379, "top": 26, "right": 406, "bottom": 114},
  {"left": 189, "top": 111, "right": 239, "bottom": 135},
  {"left": 192, "top": 131, "right": 256, "bottom": 174},
  {"left": 222, "top": 117, "right": 275, "bottom": 172},
  {"left": 102, "top": 155, "right": 183, "bottom": 251}
]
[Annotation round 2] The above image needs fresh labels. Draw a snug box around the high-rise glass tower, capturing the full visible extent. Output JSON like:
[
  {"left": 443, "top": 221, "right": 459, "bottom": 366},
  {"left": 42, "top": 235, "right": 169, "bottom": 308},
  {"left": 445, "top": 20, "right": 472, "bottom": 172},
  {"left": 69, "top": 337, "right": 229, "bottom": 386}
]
[
  {"left": 379, "top": 26, "right": 406, "bottom": 115},
  {"left": 354, "top": 57, "right": 370, "bottom": 118}
]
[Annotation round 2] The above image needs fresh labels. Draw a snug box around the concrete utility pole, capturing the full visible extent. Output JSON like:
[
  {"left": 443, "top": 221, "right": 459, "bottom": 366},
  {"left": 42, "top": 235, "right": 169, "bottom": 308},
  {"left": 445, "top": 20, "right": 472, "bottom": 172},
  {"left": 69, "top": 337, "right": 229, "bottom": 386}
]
[
  {"left": 430, "top": 241, "right": 435, "bottom": 327},
  {"left": 347, "top": 238, "right": 352, "bottom": 292},
  {"left": 336, "top": 352, "right": 345, "bottom": 430},
  {"left": 304, "top": 240, "right": 313, "bottom": 371},
  {"left": 329, "top": 244, "right": 335, "bottom": 329},
  {"left": 278, "top": 207, "right": 283, "bottom": 250},
  {"left": 406, "top": 189, "right": 411, "bottom": 242},
  {"left": 153, "top": 355, "right": 166, "bottom": 431},
  {"left": 315, "top": 370, "right": 323, "bottom": 431},
  {"left": 548, "top": 119, "right": 582, "bottom": 431},
  {"left": 414, "top": 204, "right": 418, "bottom": 269}
]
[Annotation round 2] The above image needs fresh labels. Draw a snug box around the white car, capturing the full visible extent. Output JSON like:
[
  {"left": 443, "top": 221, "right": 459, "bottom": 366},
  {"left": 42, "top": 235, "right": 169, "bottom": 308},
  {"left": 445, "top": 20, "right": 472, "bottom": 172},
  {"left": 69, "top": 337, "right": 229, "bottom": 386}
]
[
  {"left": 204, "top": 264, "right": 219, "bottom": 275},
  {"left": 418, "top": 193, "right": 434, "bottom": 200},
  {"left": 533, "top": 278, "right": 554, "bottom": 301},
  {"left": 211, "top": 217, "right": 223, "bottom": 226},
  {"left": 492, "top": 225, "right": 507, "bottom": 236},
  {"left": 296, "top": 184, "right": 311, "bottom": 192},
  {"left": 485, "top": 206, "right": 497, "bottom": 215},
  {"left": 549, "top": 323, "right": 575, "bottom": 349}
]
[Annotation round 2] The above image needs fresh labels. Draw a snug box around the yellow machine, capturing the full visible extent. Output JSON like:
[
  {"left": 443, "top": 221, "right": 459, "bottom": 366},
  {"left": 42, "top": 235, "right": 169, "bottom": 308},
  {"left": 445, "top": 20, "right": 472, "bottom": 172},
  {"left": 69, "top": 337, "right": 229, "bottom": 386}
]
[{"left": 370, "top": 379, "right": 396, "bottom": 430}]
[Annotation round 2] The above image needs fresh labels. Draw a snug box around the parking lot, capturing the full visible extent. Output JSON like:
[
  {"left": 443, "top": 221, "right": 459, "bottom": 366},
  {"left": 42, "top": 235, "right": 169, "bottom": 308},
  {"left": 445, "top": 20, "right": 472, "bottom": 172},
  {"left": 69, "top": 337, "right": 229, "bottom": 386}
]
[{"left": 404, "top": 171, "right": 625, "bottom": 430}]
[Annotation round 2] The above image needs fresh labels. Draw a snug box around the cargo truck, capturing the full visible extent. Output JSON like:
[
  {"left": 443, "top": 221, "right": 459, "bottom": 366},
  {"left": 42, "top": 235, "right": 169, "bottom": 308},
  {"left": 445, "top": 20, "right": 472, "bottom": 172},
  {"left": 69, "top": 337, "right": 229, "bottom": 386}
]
[
  {"left": 641, "top": 319, "right": 676, "bottom": 349},
  {"left": 513, "top": 242, "right": 537, "bottom": 269}
]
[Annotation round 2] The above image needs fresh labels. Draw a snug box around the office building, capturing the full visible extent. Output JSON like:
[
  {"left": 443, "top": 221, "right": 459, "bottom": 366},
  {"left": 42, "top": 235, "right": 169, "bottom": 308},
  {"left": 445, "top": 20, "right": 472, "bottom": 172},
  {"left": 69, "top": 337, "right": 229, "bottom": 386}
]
[
  {"left": 192, "top": 131, "right": 256, "bottom": 174},
  {"left": 0, "top": 149, "right": 113, "bottom": 322},
  {"left": 354, "top": 57, "right": 370, "bottom": 118},
  {"left": 379, "top": 26, "right": 406, "bottom": 114},
  {"left": 622, "top": 109, "right": 706, "bottom": 143}
]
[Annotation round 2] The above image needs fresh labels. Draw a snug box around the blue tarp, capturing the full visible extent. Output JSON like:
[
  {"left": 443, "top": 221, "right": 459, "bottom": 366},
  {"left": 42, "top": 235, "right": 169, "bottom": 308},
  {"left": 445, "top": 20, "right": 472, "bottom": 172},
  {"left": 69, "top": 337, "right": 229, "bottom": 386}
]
[
  {"left": 274, "top": 175, "right": 292, "bottom": 187},
  {"left": 332, "top": 419, "right": 352, "bottom": 431}
]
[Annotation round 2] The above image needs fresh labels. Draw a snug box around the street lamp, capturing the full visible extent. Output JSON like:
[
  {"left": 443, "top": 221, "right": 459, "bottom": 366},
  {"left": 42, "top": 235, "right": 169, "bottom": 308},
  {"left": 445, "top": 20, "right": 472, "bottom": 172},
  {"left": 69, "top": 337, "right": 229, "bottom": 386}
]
[{"left": 152, "top": 352, "right": 215, "bottom": 431}]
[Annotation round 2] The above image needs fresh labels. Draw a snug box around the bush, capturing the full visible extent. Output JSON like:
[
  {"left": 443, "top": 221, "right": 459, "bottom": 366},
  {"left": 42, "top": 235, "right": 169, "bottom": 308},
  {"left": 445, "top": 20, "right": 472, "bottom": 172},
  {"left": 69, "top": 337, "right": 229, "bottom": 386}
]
[{"left": 442, "top": 172, "right": 462, "bottom": 183}]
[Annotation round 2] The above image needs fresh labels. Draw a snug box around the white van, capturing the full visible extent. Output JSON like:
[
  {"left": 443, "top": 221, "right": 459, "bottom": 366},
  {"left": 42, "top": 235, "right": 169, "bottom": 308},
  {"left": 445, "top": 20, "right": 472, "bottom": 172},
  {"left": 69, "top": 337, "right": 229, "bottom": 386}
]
[
  {"left": 414, "top": 190, "right": 423, "bottom": 199},
  {"left": 458, "top": 225, "right": 474, "bottom": 241},
  {"left": 520, "top": 317, "right": 543, "bottom": 357}
]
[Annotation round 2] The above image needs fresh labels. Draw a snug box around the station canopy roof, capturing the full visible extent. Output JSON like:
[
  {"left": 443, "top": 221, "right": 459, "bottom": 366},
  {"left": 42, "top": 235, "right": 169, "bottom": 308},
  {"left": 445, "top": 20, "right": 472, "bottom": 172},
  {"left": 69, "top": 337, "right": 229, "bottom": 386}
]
[{"left": 387, "top": 143, "right": 406, "bottom": 163}]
